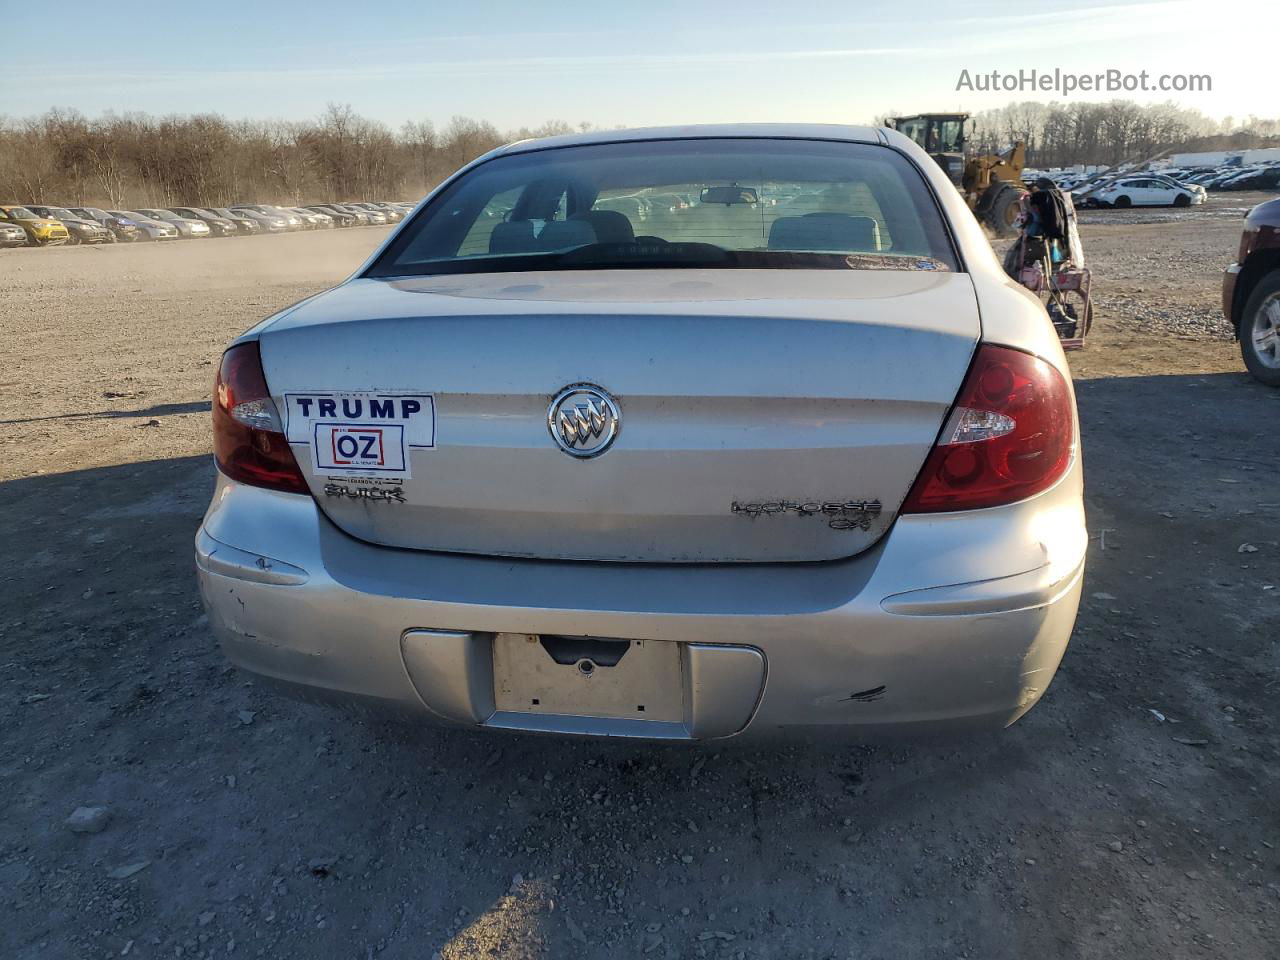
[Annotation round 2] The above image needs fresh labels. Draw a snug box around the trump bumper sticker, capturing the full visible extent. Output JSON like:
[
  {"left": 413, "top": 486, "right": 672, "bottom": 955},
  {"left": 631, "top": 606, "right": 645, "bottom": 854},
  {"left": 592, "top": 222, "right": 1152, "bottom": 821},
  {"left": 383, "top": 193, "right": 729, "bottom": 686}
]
[{"left": 283, "top": 392, "right": 434, "bottom": 480}]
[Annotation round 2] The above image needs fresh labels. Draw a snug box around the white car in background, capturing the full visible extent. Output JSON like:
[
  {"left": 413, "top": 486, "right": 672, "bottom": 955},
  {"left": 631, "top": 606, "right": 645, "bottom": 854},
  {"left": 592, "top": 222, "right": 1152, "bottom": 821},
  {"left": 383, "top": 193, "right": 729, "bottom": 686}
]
[
  {"left": 1150, "top": 174, "right": 1208, "bottom": 200},
  {"left": 1089, "top": 176, "right": 1205, "bottom": 208},
  {"left": 196, "top": 124, "right": 1087, "bottom": 743}
]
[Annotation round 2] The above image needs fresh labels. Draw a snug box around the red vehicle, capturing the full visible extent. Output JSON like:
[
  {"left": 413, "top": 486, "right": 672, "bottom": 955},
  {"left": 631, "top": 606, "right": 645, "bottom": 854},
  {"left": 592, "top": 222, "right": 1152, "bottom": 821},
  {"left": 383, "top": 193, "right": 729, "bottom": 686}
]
[{"left": 1224, "top": 197, "right": 1280, "bottom": 386}]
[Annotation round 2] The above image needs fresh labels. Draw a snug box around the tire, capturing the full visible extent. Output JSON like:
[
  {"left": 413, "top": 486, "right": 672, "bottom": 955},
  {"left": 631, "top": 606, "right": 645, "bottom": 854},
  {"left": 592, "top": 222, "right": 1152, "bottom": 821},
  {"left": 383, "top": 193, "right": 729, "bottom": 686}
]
[
  {"left": 1240, "top": 270, "right": 1280, "bottom": 387},
  {"left": 985, "top": 186, "right": 1023, "bottom": 238},
  {"left": 1113, "top": 196, "right": 1132, "bottom": 208},
  {"left": 1173, "top": 194, "right": 1190, "bottom": 208}
]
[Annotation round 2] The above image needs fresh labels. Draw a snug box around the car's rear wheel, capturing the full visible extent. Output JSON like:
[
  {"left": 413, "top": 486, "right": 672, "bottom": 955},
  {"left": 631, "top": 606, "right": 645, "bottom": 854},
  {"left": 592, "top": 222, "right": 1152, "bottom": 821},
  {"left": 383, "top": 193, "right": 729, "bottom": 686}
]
[
  {"left": 1241, "top": 272, "right": 1280, "bottom": 387},
  {"left": 1113, "top": 195, "right": 1131, "bottom": 208}
]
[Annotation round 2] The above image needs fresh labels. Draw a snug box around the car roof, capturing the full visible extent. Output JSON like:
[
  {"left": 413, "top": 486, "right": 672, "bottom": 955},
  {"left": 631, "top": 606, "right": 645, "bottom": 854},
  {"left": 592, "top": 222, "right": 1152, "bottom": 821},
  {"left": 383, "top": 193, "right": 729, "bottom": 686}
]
[{"left": 494, "top": 123, "right": 883, "bottom": 158}]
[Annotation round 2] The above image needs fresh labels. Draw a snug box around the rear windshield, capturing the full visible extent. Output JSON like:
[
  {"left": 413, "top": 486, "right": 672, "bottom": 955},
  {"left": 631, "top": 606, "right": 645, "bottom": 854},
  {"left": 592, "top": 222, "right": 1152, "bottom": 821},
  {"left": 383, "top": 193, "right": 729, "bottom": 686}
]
[{"left": 365, "top": 138, "right": 958, "bottom": 277}]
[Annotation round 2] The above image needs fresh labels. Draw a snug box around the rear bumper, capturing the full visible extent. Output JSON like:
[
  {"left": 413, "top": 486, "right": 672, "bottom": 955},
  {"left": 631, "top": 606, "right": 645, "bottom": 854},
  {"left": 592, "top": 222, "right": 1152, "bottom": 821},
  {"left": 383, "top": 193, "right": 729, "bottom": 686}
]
[{"left": 196, "top": 463, "right": 1086, "bottom": 741}]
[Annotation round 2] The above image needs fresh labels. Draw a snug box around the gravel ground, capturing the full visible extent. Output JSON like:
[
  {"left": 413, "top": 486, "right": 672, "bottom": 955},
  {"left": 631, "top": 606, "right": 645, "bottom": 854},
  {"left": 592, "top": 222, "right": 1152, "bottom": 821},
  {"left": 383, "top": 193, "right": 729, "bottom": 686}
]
[{"left": 1, "top": 209, "right": 1277, "bottom": 960}]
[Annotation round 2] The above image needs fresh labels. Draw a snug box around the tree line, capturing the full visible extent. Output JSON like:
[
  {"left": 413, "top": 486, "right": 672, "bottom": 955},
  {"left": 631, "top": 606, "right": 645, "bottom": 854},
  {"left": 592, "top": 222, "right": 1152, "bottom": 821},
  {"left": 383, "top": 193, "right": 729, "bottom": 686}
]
[
  {"left": 3, "top": 100, "right": 1278, "bottom": 209},
  {"left": 0, "top": 104, "right": 584, "bottom": 208},
  {"left": 964, "top": 100, "right": 1280, "bottom": 168}
]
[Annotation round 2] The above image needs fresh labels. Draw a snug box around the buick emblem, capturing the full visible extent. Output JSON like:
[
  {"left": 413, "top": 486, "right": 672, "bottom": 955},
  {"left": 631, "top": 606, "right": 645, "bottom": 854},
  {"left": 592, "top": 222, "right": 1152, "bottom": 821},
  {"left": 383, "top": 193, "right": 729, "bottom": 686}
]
[{"left": 548, "top": 385, "right": 619, "bottom": 458}]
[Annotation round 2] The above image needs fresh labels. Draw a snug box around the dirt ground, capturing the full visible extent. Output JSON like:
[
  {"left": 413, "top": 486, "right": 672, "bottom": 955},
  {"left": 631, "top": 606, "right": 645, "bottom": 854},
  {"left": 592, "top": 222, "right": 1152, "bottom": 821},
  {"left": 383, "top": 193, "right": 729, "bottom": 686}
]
[{"left": 2, "top": 198, "right": 1277, "bottom": 960}]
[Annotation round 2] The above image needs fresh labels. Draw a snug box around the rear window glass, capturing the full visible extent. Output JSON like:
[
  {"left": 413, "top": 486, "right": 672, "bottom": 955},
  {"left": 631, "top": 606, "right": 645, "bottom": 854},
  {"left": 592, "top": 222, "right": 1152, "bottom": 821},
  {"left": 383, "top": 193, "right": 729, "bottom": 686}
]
[{"left": 366, "top": 138, "right": 958, "bottom": 277}]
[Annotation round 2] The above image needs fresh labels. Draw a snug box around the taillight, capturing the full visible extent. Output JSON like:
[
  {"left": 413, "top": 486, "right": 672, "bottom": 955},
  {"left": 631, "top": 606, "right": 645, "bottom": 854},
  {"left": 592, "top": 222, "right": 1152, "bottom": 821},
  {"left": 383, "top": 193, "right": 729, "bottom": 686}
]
[
  {"left": 902, "top": 344, "right": 1074, "bottom": 513},
  {"left": 212, "top": 342, "right": 309, "bottom": 494},
  {"left": 1237, "top": 226, "right": 1255, "bottom": 264}
]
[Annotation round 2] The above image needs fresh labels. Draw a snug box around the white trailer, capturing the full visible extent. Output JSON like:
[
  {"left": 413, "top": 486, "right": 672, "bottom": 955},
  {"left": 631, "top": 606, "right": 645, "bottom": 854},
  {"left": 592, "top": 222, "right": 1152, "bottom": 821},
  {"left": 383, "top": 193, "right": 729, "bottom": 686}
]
[
  {"left": 1242, "top": 148, "right": 1280, "bottom": 166},
  {"left": 1168, "top": 151, "right": 1237, "bottom": 169}
]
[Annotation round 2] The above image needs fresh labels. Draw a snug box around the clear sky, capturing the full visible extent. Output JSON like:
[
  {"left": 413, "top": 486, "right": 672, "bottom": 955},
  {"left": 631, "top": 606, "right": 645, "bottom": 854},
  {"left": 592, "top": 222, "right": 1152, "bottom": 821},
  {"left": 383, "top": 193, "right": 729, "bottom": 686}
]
[{"left": 1, "top": 0, "right": 1268, "bottom": 129}]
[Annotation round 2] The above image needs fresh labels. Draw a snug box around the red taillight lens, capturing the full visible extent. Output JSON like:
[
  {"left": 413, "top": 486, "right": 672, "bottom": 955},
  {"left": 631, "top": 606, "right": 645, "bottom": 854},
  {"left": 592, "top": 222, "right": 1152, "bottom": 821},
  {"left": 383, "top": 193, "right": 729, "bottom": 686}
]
[
  {"left": 902, "top": 344, "right": 1074, "bottom": 513},
  {"left": 212, "top": 342, "right": 309, "bottom": 494}
]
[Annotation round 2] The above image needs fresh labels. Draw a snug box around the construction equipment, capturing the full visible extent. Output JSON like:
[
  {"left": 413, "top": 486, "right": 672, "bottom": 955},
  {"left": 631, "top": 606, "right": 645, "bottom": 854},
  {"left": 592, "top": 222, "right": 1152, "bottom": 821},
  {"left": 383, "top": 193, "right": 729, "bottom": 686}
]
[{"left": 887, "top": 113, "right": 1027, "bottom": 236}]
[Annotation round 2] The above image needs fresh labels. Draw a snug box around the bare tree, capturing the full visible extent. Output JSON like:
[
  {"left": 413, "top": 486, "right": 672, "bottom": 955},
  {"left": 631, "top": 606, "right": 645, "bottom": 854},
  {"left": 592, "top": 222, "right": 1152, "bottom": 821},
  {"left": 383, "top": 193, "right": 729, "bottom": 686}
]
[{"left": 401, "top": 119, "right": 437, "bottom": 195}]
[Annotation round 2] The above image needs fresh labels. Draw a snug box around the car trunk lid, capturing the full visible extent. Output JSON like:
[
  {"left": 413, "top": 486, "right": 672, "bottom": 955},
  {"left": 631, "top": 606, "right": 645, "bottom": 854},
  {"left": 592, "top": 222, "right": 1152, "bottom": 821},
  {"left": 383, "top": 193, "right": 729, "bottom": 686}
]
[{"left": 258, "top": 269, "right": 979, "bottom": 562}]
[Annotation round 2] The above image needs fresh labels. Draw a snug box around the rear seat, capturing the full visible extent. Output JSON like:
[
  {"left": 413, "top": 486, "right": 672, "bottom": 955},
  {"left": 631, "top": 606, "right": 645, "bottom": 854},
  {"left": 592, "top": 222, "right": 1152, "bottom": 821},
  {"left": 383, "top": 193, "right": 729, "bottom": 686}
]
[
  {"left": 570, "top": 210, "right": 634, "bottom": 244},
  {"left": 488, "top": 218, "right": 598, "bottom": 255},
  {"left": 767, "top": 213, "right": 881, "bottom": 252},
  {"left": 488, "top": 220, "right": 536, "bottom": 253}
]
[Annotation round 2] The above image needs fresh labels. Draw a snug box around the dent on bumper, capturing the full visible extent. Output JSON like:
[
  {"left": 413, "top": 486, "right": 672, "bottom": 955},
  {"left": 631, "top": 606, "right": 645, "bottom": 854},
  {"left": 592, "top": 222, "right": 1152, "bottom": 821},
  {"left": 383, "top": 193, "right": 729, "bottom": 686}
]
[{"left": 195, "top": 467, "right": 1086, "bottom": 740}]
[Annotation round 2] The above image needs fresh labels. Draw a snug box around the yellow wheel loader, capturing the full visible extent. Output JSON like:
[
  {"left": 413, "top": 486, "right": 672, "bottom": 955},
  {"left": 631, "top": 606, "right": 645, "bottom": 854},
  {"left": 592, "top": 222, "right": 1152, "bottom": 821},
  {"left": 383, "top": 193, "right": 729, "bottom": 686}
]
[{"left": 887, "top": 113, "right": 1027, "bottom": 237}]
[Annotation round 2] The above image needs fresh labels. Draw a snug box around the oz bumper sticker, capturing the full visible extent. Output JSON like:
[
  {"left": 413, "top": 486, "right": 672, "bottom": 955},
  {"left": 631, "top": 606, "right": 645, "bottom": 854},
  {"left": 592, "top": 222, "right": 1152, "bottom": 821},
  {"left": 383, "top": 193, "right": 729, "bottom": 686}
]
[
  {"left": 284, "top": 392, "right": 434, "bottom": 480},
  {"left": 314, "top": 422, "right": 404, "bottom": 473}
]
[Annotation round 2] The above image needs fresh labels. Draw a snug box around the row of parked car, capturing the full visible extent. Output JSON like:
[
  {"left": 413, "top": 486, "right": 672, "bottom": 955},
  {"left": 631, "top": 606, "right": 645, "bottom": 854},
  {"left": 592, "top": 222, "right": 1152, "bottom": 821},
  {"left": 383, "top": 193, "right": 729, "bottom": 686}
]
[
  {"left": 0, "top": 201, "right": 415, "bottom": 247},
  {"left": 1036, "top": 163, "right": 1280, "bottom": 209},
  {"left": 1163, "top": 164, "right": 1280, "bottom": 193}
]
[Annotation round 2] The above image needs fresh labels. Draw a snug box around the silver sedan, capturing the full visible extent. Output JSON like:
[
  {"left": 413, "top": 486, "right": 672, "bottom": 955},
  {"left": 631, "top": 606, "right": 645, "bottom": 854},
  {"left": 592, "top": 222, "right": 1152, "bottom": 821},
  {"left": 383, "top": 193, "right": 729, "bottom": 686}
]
[
  {"left": 196, "top": 125, "right": 1086, "bottom": 742},
  {"left": 132, "top": 208, "right": 211, "bottom": 238},
  {"left": 110, "top": 211, "right": 178, "bottom": 241},
  {"left": 227, "top": 207, "right": 289, "bottom": 232}
]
